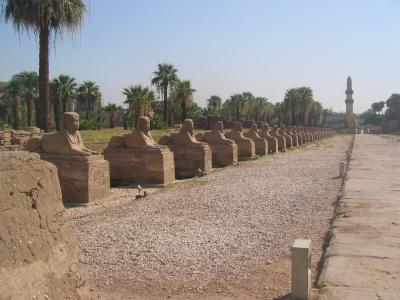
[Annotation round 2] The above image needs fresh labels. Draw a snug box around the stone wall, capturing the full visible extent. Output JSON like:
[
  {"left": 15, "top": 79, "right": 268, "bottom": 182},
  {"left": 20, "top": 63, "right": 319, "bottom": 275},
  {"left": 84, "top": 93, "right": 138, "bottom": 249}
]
[
  {"left": 0, "top": 127, "right": 42, "bottom": 148},
  {"left": 0, "top": 151, "right": 87, "bottom": 299}
]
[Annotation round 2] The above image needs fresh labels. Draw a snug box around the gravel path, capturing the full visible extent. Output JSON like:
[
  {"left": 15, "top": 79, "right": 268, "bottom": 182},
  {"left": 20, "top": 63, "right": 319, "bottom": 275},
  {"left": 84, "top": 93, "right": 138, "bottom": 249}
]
[{"left": 66, "top": 135, "right": 351, "bottom": 299}]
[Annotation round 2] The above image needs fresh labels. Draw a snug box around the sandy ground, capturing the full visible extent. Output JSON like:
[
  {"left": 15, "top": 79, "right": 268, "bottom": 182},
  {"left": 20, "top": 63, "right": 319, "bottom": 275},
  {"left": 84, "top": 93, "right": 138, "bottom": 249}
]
[{"left": 66, "top": 135, "right": 352, "bottom": 299}]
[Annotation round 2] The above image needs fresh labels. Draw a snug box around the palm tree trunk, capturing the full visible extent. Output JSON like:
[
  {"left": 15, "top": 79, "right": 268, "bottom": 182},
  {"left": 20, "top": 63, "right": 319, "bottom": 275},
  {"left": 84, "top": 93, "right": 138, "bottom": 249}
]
[
  {"left": 135, "top": 100, "right": 139, "bottom": 128},
  {"left": 163, "top": 84, "right": 168, "bottom": 123},
  {"left": 110, "top": 112, "right": 115, "bottom": 128},
  {"left": 27, "top": 93, "right": 33, "bottom": 127},
  {"left": 34, "top": 99, "right": 40, "bottom": 127},
  {"left": 181, "top": 97, "right": 186, "bottom": 122},
  {"left": 39, "top": 25, "right": 50, "bottom": 132},
  {"left": 236, "top": 104, "right": 240, "bottom": 121},
  {"left": 62, "top": 97, "right": 67, "bottom": 113},
  {"left": 86, "top": 99, "right": 90, "bottom": 119},
  {"left": 12, "top": 98, "right": 19, "bottom": 129},
  {"left": 54, "top": 100, "right": 60, "bottom": 131}
]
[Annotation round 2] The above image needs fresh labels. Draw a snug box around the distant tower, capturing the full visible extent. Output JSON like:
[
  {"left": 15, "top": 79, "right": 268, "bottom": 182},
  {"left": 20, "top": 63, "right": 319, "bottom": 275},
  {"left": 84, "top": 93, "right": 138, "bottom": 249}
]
[{"left": 345, "top": 76, "right": 356, "bottom": 127}]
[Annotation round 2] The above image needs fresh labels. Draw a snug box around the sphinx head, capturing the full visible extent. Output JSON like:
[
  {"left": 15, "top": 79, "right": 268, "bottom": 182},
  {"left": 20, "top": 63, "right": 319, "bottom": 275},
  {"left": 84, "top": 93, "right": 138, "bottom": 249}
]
[
  {"left": 137, "top": 116, "right": 150, "bottom": 134},
  {"left": 263, "top": 123, "right": 270, "bottom": 131},
  {"left": 215, "top": 121, "right": 224, "bottom": 133},
  {"left": 183, "top": 119, "right": 194, "bottom": 135},
  {"left": 233, "top": 121, "right": 243, "bottom": 132},
  {"left": 251, "top": 123, "right": 258, "bottom": 131},
  {"left": 62, "top": 112, "right": 80, "bottom": 134}
]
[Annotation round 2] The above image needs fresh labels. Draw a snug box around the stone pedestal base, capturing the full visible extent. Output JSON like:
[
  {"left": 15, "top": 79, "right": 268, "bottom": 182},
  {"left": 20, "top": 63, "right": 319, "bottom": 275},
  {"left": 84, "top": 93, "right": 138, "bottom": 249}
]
[
  {"left": 267, "top": 137, "right": 278, "bottom": 153},
  {"left": 253, "top": 139, "right": 268, "bottom": 156},
  {"left": 290, "top": 135, "right": 299, "bottom": 147},
  {"left": 284, "top": 135, "right": 293, "bottom": 148},
  {"left": 236, "top": 141, "right": 256, "bottom": 160},
  {"left": 207, "top": 142, "right": 238, "bottom": 167},
  {"left": 169, "top": 144, "right": 212, "bottom": 178},
  {"left": 274, "top": 136, "right": 287, "bottom": 152},
  {"left": 104, "top": 148, "right": 175, "bottom": 185},
  {"left": 40, "top": 154, "right": 110, "bottom": 203}
]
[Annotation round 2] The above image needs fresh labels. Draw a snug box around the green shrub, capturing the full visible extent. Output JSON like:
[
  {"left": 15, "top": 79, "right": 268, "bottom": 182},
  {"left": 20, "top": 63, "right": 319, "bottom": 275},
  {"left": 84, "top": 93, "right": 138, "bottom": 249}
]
[
  {"left": 0, "top": 121, "right": 10, "bottom": 129},
  {"left": 150, "top": 116, "right": 168, "bottom": 129},
  {"left": 79, "top": 119, "right": 101, "bottom": 130}
]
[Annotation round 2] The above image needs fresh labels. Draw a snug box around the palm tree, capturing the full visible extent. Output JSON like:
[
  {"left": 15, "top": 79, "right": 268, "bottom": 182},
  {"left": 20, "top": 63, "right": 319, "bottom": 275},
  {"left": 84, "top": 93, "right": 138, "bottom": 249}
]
[
  {"left": 104, "top": 103, "right": 118, "bottom": 128},
  {"left": 172, "top": 80, "right": 196, "bottom": 122},
  {"left": 207, "top": 95, "right": 222, "bottom": 114},
  {"left": 77, "top": 81, "right": 101, "bottom": 119},
  {"left": 229, "top": 94, "right": 244, "bottom": 121},
  {"left": 14, "top": 71, "right": 38, "bottom": 127},
  {"left": 6, "top": 77, "right": 21, "bottom": 129},
  {"left": 53, "top": 74, "right": 77, "bottom": 113},
  {"left": 122, "top": 85, "right": 154, "bottom": 127},
  {"left": 118, "top": 106, "right": 129, "bottom": 130},
  {"left": 3, "top": 0, "right": 85, "bottom": 132},
  {"left": 151, "top": 63, "right": 178, "bottom": 124}
]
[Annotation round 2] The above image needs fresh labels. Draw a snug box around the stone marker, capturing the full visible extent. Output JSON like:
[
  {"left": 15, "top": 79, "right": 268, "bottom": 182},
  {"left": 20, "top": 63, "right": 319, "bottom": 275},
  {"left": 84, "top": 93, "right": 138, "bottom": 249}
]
[
  {"left": 159, "top": 119, "right": 212, "bottom": 178},
  {"left": 243, "top": 123, "right": 268, "bottom": 156},
  {"left": 339, "top": 161, "right": 345, "bottom": 178},
  {"left": 26, "top": 112, "right": 110, "bottom": 203},
  {"left": 258, "top": 123, "right": 279, "bottom": 154},
  {"left": 292, "top": 239, "right": 312, "bottom": 300},
  {"left": 225, "top": 121, "right": 256, "bottom": 160},
  {"left": 104, "top": 116, "right": 175, "bottom": 185},
  {"left": 195, "top": 121, "right": 238, "bottom": 167}
]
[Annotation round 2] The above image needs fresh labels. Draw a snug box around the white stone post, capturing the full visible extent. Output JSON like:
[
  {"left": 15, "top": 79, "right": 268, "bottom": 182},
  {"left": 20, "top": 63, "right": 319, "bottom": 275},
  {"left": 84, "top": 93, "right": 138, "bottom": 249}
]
[
  {"left": 291, "top": 239, "right": 312, "bottom": 299},
  {"left": 339, "top": 161, "right": 345, "bottom": 178}
]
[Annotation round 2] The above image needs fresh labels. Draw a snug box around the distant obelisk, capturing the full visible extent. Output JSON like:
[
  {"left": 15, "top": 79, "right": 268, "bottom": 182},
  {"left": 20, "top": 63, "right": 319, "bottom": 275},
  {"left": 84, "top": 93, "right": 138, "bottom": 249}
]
[{"left": 345, "top": 76, "right": 356, "bottom": 127}]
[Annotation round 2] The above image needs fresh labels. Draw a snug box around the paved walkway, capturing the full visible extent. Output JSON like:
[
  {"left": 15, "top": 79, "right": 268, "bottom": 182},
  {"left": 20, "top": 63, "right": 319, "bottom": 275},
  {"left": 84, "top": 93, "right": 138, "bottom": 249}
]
[{"left": 318, "top": 135, "right": 400, "bottom": 300}]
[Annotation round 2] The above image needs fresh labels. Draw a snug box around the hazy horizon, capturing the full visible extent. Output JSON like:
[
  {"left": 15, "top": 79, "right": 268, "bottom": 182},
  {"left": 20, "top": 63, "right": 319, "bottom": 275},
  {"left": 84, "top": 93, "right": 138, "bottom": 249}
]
[{"left": 1, "top": 0, "right": 399, "bottom": 113}]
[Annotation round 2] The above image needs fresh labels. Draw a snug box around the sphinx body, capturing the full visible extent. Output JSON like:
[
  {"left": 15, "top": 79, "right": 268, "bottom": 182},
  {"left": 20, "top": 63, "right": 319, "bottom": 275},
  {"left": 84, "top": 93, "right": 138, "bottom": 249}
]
[
  {"left": 225, "top": 121, "right": 256, "bottom": 160},
  {"left": 243, "top": 123, "right": 268, "bottom": 156},
  {"left": 159, "top": 119, "right": 212, "bottom": 178},
  {"left": 104, "top": 116, "right": 175, "bottom": 185},
  {"left": 196, "top": 121, "right": 238, "bottom": 167}
]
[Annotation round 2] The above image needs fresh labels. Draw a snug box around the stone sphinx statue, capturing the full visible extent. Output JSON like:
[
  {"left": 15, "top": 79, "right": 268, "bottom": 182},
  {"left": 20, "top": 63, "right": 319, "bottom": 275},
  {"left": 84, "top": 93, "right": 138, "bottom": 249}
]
[
  {"left": 284, "top": 126, "right": 298, "bottom": 147},
  {"left": 195, "top": 121, "right": 238, "bottom": 167},
  {"left": 26, "top": 112, "right": 110, "bottom": 203},
  {"left": 278, "top": 125, "right": 293, "bottom": 149},
  {"left": 291, "top": 126, "right": 304, "bottom": 145},
  {"left": 104, "top": 116, "right": 175, "bottom": 185},
  {"left": 258, "top": 123, "right": 278, "bottom": 154},
  {"left": 159, "top": 119, "right": 212, "bottom": 178},
  {"left": 27, "top": 112, "right": 95, "bottom": 156},
  {"left": 225, "top": 121, "right": 255, "bottom": 160},
  {"left": 270, "top": 125, "right": 287, "bottom": 152},
  {"left": 108, "top": 116, "right": 166, "bottom": 150},
  {"left": 243, "top": 123, "right": 268, "bottom": 156}
]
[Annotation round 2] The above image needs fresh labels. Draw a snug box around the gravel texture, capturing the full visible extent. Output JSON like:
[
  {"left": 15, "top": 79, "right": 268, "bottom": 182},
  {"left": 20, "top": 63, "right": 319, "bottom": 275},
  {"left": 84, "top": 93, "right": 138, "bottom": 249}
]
[{"left": 66, "top": 135, "right": 351, "bottom": 299}]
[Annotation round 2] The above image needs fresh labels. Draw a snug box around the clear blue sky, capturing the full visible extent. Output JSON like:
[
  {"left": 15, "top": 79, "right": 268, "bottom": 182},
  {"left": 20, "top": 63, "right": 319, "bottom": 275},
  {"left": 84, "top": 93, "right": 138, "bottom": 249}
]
[{"left": 1, "top": 0, "right": 399, "bottom": 112}]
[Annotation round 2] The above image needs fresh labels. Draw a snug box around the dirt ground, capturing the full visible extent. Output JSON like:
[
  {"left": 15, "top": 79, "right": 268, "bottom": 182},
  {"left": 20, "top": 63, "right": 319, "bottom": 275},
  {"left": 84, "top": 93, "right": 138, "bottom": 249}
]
[{"left": 66, "top": 135, "right": 351, "bottom": 299}]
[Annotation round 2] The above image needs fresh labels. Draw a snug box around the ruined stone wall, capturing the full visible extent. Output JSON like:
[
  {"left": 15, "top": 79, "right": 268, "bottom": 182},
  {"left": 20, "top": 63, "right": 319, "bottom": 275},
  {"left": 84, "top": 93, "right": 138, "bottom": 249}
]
[
  {"left": 0, "top": 152, "right": 87, "bottom": 299},
  {"left": 0, "top": 127, "right": 42, "bottom": 148}
]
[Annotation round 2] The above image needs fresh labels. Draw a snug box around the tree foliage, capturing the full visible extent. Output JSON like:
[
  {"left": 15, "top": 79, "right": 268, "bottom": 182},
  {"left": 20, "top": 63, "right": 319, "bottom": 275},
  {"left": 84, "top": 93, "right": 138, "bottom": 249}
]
[{"left": 2, "top": 0, "right": 86, "bottom": 131}]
